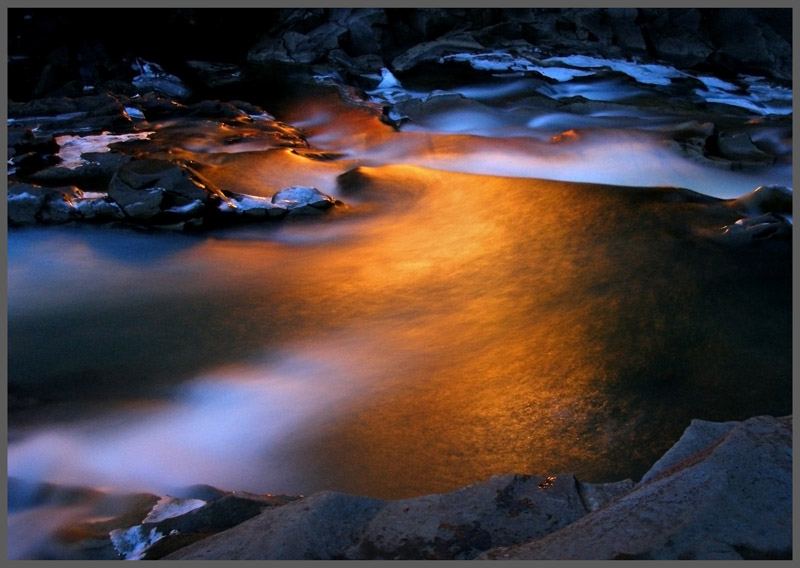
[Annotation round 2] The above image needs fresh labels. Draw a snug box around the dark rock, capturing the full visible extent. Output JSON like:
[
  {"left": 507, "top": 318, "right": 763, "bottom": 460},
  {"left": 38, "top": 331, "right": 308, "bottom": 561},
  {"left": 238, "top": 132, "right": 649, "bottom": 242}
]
[
  {"left": 712, "top": 131, "right": 774, "bottom": 165},
  {"left": 332, "top": 8, "right": 388, "bottom": 56},
  {"left": 248, "top": 22, "right": 349, "bottom": 67},
  {"left": 163, "top": 492, "right": 386, "bottom": 560},
  {"left": 186, "top": 100, "right": 249, "bottom": 120},
  {"left": 186, "top": 60, "right": 244, "bottom": 89},
  {"left": 575, "top": 479, "right": 636, "bottom": 512},
  {"left": 131, "top": 58, "right": 191, "bottom": 99},
  {"left": 7, "top": 189, "right": 45, "bottom": 225},
  {"left": 30, "top": 151, "right": 131, "bottom": 186},
  {"left": 7, "top": 94, "right": 134, "bottom": 135},
  {"left": 639, "top": 8, "right": 713, "bottom": 69},
  {"left": 728, "top": 184, "right": 792, "bottom": 217},
  {"left": 73, "top": 196, "right": 126, "bottom": 221},
  {"left": 391, "top": 31, "right": 485, "bottom": 73},
  {"left": 706, "top": 9, "right": 792, "bottom": 81},
  {"left": 605, "top": 8, "right": 647, "bottom": 55},
  {"left": 7, "top": 181, "right": 123, "bottom": 225},
  {"left": 271, "top": 186, "right": 337, "bottom": 214},
  {"left": 112, "top": 159, "right": 210, "bottom": 205},
  {"left": 718, "top": 213, "right": 792, "bottom": 244},
  {"left": 344, "top": 474, "right": 587, "bottom": 560},
  {"left": 479, "top": 416, "right": 792, "bottom": 560},
  {"left": 327, "top": 49, "right": 385, "bottom": 79}
]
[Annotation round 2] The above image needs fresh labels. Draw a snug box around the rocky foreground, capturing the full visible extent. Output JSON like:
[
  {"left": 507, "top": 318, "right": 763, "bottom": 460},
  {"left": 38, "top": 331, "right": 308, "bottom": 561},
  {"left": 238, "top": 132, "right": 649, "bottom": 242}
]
[{"left": 9, "top": 415, "right": 791, "bottom": 560}]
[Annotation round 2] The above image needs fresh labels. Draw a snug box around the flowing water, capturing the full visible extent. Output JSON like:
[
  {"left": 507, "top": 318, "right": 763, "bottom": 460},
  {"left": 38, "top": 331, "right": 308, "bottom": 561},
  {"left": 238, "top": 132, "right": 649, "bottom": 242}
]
[{"left": 6, "top": 66, "right": 792, "bottom": 558}]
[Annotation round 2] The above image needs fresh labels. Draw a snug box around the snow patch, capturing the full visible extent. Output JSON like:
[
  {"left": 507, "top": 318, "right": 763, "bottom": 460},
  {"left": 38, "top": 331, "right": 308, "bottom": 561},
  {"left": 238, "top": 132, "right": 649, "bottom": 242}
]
[
  {"left": 54, "top": 131, "right": 153, "bottom": 169},
  {"left": 143, "top": 495, "right": 206, "bottom": 523}
]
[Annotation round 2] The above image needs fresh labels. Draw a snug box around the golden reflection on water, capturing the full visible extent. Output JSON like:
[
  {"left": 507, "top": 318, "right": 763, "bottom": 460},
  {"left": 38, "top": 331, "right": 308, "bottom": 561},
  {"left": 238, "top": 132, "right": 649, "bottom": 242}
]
[
  {"left": 168, "top": 163, "right": 790, "bottom": 499},
  {"left": 7, "top": 90, "right": 791, "bottom": 501}
]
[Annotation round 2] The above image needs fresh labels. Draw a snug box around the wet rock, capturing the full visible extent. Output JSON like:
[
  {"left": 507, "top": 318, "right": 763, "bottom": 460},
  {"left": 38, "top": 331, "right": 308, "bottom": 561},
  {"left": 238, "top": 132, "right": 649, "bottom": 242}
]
[
  {"left": 7, "top": 93, "right": 134, "bottom": 134},
  {"left": 7, "top": 181, "right": 124, "bottom": 225},
  {"left": 186, "top": 100, "right": 250, "bottom": 120},
  {"left": 728, "top": 184, "right": 792, "bottom": 217},
  {"left": 131, "top": 58, "right": 191, "bottom": 99},
  {"left": 186, "top": 60, "right": 243, "bottom": 89},
  {"left": 29, "top": 151, "right": 131, "bottom": 186},
  {"left": 73, "top": 195, "right": 126, "bottom": 221},
  {"left": 271, "top": 186, "right": 337, "bottom": 215},
  {"left": 712, "top": 131, "right": 774, "bottom": 166},
  {"left": 110, "top": 159, "right": 210, "bottom": 208},
  {"left": 218, "top": 193, "right": 287, "bottom": 219},
  {"left": 719, "top": 213, "right": 792, "bottom": 244},
  {"left": 7, "top": 188, "right": 46, "bottom": 225},
  {"left": 479, "top": 415, "right": 792, "bottom": 560}
]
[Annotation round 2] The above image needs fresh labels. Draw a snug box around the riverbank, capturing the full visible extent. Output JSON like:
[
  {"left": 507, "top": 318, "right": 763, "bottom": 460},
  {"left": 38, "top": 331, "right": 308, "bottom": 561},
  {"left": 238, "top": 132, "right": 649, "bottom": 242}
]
[{"left": 8, "top": 415, "right": 791, "bottom": 560}]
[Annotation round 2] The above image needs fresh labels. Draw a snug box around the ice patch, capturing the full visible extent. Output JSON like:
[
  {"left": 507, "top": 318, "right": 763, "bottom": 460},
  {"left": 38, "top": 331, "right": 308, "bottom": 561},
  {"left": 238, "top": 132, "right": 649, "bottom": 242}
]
[
  {"left": 376, "top": 67, "right": 401, "bottom": 89},
  {"left": 441, "top": 52, "right": 595, "bottom": 82},
  {"left": 696, "top": 76, "right": 739, "bottom": 91},
  {"left": 55, "top": 131, "right": 153, "bottom": 169},
  {"left": 7, "top": 111, "right": 86, "bottom": 126},
  {"left": 166, "top": 199, "right": 205, "bottom": 215},
  {"left": 536, "top": 78, "right": 648, "bottom": 102},
  {"left": 543, "top": 55, "right": 687, "bottom": 86},
  {"left": 124, "top": 107, "right": 145, "bottom": 120}
]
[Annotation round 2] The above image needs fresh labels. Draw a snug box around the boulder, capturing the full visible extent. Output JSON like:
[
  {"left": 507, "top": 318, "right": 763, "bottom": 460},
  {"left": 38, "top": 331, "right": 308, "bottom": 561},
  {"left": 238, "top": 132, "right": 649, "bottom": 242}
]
[
  {"left": 164, "top": 492, "right": 385, "bottom": 560},
  {"left": 108, "top": 159, "right": 211, "bottom": 221},
  {"left": 479, "top": 416, "right": 792, "bottom": 560},
  {"left": 162, "top": 469, "right": 679, "bottom": 560},
  {"left": 7, "top": 183, "right": 46, "bottom": 225},
  {"left": 131, "top": 58, "right": 191, "bottom": 99},
  {"left": 342, "top": 474, "right": 588, "bottom": 560},
  {"left": 271, "top": 186, "right": 337, "bottom": 215},
  {"left": 706, "top": 9, "right": 792, "bottom": 81},
  {"left": 391, "top": 31, "right": 485, "bottom": 73},
  {"left": 639, "top": 8, "right": 713, "bottom": 69},
  {"left": 30, "top": 151, "right": 131, "bottom": 185},
  {"left": 712, "top": 132, "right": 774, "bottom": 166},
  {"left": 7, "top": 181, "right": 125, "bottom": 225},
  {"left": 728, "top": 185, "right": 792, "bottom": 217}
]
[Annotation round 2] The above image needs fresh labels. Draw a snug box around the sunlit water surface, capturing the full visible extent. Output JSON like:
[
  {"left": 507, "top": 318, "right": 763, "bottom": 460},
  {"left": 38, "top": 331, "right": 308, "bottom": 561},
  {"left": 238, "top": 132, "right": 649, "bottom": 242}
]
[{"left": 7, "top": 72, "right": 792, "bottom": 558}]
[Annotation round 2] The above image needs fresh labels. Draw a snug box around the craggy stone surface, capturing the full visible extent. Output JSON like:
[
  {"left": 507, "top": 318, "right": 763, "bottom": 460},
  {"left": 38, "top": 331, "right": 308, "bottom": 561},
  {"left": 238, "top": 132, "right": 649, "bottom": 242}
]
[
  {"left": 8, "top": 416, "right": 792, "bottom": 560},
  {"left": 479, "top": 415, "right": 792, "bottom": 560}
]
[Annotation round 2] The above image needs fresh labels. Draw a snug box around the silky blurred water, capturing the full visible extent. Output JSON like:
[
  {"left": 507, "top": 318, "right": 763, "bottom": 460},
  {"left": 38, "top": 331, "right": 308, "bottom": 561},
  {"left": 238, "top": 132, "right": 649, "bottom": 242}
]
[{"left": 6, "top": 71, "right": 792, "bottom": 558}]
